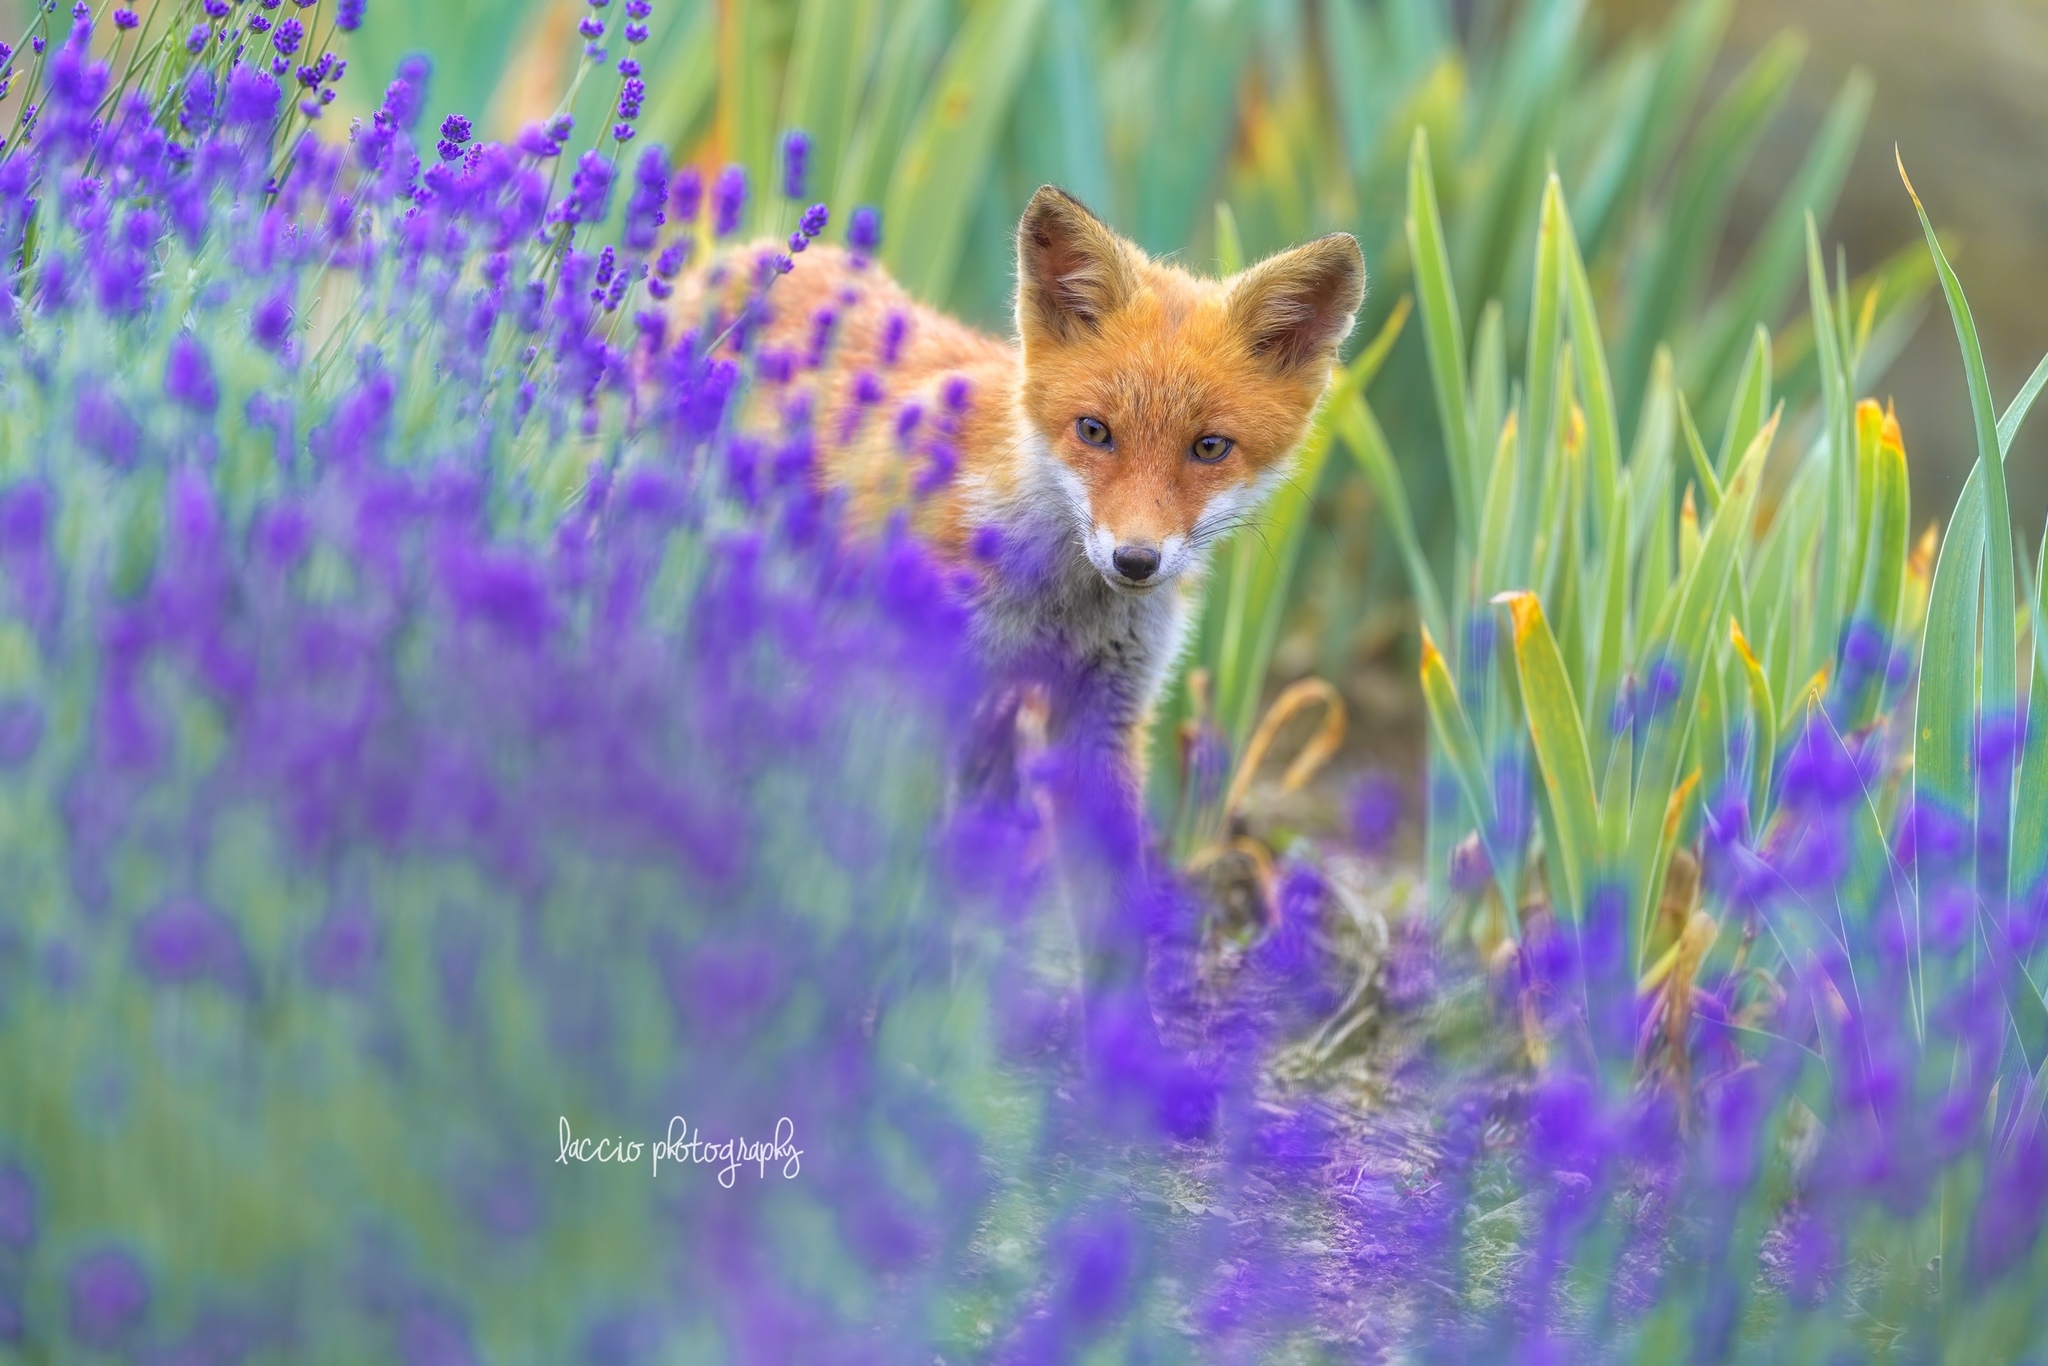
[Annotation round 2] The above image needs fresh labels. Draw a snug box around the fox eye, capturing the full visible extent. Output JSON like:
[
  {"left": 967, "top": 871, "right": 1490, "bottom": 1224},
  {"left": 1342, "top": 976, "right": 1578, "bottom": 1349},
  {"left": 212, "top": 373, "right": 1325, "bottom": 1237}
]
[
  {"left": 1075, "top": 416, "right": 1113, "bottom": 448},
  {"left": 1190, "top": 435, "right": 1235, "bottom": 464}
]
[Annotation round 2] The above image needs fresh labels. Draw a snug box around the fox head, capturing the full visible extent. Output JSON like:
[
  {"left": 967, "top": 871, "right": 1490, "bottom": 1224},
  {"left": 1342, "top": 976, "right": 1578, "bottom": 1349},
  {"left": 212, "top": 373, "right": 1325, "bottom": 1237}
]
[{"left": 1014, "top": 185, "right": 1365, "bottom": 595}]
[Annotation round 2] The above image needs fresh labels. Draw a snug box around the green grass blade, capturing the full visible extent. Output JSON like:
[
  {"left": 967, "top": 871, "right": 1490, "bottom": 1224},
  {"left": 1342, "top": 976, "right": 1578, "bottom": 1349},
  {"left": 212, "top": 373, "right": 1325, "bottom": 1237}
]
[
  {"left": 1917, "top": 472, "right": 1985, "bottom": 891},
  {"left": 1407, "top": 126, "right": 1477, "bottom": 549},
  {"left": 1341, "top": 393, "right": 1448, "bottom": 648},
  {"left": 1477, "top": 409, "right": 1521, "bottom": 601},
  {"left": 1572, "top": 0, "right": 1730, "bottom": 260},
  {"left": 1806, "top": 215, "right": 1854, "bottom": 677},
  {"left": 1714, "top": 326, "right": 1771, "bottom": 481},
  {"left": 1130, "top": 0, "right": 1257, "bottom": 253},
  {"left": 1730, "top": 619, "right": 1776, "bottom": 824},
  {"left": 716, "top": 0, "right": 776, "bottom": 219},
  {"left": 1559, "top": 194, "right": 1622, "bottom": 535},
  {"left": 1998, "top": 348, "right": 2048, "bottom": 455},
  {"left": 1617, "top": 30, "right": 1803, "bottom": 433},
  {"left": 1510, "top": 174, "right": 1567, "bottom": 588},
  {"left": 1903, "top": 154, "right": 2013, "bottom": 717},
  {"left": 1213, "top": 202, "right": 1246, "bottom": 275},
  {"left": 2014, "top": 529, "right": 2048, "bottom": 910},
  {"left": 1498, "top": 591, "right": 1601, "bottom": 919},
  {"left": 835, "top": 0, "right": 946, "bottom": 213},
  {"left": 1683, "top": 70, "right": 1870, "bottom": 415},
  {"left": 639, "top": 2, "right": 719, "bottom": 159},
  {"left": 1013, "top": 0, "right": 1113, "bottom": 212},
  {"left": 1676, "top": 390, "right": 1723, "bottom": 515},
  {"left": 779, "top": 0, "right": 883, "bottom": 216},
  {"left": 1591, "top": 471, "right": 1631, "bottom": 770},
  {"left": 882, "top": 0, "right": 1050, "bottom": 304},
  {"left": 1471, "top": 300, "right": 1507, "bottom": 483},
  {"left": 1421, "top": 630, "right": 1515, "bottom": 912},
  {"left": 1842, "top": 406, "right": 1909, "bottom": 729},
  {"left": 1626, "top": 412, "right": 1774, "bottom": 963},
  {"left": 1902, "top": 154, "right": 2019, "bottom": 907}
]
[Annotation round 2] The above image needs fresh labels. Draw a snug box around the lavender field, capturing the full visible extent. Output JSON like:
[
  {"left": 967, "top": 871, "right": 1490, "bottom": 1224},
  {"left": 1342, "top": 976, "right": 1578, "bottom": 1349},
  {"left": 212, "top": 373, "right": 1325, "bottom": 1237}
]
[{"left": 0, "top": 1, "right": 2045, "bottom": 1362}]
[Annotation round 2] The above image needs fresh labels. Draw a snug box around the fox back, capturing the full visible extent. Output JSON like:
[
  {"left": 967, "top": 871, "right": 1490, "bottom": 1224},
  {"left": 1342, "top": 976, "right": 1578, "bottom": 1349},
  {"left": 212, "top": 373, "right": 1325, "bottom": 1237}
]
[{"left": 680, "top": 188, "right": 1364, "bottom": 762}]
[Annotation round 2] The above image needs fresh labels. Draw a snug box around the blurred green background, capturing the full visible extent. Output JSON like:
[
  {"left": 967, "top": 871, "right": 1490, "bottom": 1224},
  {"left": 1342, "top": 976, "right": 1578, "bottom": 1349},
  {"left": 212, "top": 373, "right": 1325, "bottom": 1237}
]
[{"left": 6, "top": 0, "right": 2042, "bottom": 708}]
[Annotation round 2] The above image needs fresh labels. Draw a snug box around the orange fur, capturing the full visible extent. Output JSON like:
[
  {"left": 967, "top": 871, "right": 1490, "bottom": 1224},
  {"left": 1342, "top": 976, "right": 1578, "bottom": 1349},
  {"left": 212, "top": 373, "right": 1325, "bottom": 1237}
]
[{"left": 675, "top": 189, "right": 1365, "bottom": 768}]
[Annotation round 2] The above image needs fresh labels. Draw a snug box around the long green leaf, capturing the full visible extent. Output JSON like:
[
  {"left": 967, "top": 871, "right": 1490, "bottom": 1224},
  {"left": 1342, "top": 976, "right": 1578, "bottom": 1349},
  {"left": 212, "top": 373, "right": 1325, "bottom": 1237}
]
[
  {"left": 1676, "top": 391, "right": 1723, "bottom": 515},
  {"left": 882, "top": 0, "right": 1048, "bottom": 303},
  {"left": 1683, "top": 70, "right": 1871, "bottom": 415},
  {"left": 835, "top": 0, "right": 946, "bottom": 213},
  {"left": 1715, "top": 326, "right": 1771, "bottom": 481},
  {"left": 1625, "top": 412, "right": 1773, "bottom": 963},
  {"left": 1421, "top": 629, "right": 1515, "bottom": 914},
  {"left": 1498, "top": 591, "right": 1600, "bottom": 919},
  {"left": 1559, "top": 194, "right": 1622, "bottom": 534},
  {"left": 1902, "top": 155, "right": 2017, "bottom": 904},
  {"left": 1806, "top": 215, "right": 1854, "bottom": 679},
  {"left": 1571, "top": 0, "right": 1730, "bottom": 259},
  {"left": 1509, "top": 175, "right": 1567, "bottom": 589},
  {"left": 2014, "top": 528, "right": 2048, "bottom": 921},
  {"left": 1618, "top": 30, "right": 1803, "bottom": 432},
  {"left": 1341, "top": 394, "right": 1448, "bottom": 648},
  {"left": 1851, "top": 406, "right": 1909, "bottom": 696},
  {"left": 1729, "top": 619, "right": 1776, "bottom": 825},
  {"left": 1999, "top": 348, "right": 2048, "bottom": 455},
  {"left": 1407, "top": 126, "right": 1477, "bottom": 548}
]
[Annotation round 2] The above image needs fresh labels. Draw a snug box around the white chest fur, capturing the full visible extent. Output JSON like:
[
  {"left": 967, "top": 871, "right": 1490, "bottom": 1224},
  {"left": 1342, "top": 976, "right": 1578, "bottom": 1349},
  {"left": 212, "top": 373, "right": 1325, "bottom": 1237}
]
[{"left": 971, "top": 545, "right": 1195, "bottom": 726}]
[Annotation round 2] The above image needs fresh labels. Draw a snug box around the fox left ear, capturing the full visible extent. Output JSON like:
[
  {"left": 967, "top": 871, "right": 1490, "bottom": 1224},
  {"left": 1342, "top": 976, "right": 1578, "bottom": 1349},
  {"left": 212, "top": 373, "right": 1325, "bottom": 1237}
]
[{"left": 1229, "top": 234, "right": 1367, "bottom": 372}]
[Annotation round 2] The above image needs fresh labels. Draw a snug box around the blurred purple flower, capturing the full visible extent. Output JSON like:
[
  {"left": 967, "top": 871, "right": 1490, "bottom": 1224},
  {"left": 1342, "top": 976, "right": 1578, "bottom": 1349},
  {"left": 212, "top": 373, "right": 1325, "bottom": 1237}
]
[
  {"left": 164, "top": 333, "right": 219, "bottom": 414},
  {"left": 0, "top": 1164, "right": 35, "bottom": 1248},
  {"left": 68, "top": 1247, "right": 150, "bottom": 1349},
  {"left": 711, "top": 165, "right": 746, "bottom": 237},
  {"left": 132, "top": 897, "right": 248, "bottom": 988},
  {"left": 1347, "top": 770, "right": 1402, "bottom": 854}
]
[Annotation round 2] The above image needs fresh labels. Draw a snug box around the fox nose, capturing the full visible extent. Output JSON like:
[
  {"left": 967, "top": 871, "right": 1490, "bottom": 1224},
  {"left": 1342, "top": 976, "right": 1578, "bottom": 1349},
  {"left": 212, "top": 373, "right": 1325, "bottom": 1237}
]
[{"left": 1112, "top": 545, "right": 1161, "bottom": 582}]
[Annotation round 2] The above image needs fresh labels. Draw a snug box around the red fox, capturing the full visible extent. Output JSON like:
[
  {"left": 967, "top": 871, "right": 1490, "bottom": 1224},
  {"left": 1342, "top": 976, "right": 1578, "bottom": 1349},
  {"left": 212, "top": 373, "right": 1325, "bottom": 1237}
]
[{"left": 683, "top": 187, "right": 1365, "bottom": 779}]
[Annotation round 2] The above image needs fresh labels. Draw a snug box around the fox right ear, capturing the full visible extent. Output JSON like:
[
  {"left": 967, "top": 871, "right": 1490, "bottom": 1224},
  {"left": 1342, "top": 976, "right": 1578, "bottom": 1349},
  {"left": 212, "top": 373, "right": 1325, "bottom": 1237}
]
[{"left": 1017, "top": 186, "right": 1138, "bottom": 345}]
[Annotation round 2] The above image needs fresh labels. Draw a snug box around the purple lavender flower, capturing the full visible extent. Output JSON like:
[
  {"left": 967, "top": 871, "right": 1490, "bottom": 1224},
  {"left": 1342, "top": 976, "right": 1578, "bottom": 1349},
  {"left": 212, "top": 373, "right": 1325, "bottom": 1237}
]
[
  {"left": 623, "top": 144, "right": 668, "bottom": 250},
  {"left": 558, "top": 150, "right": 614, "bottom": 227},
  {"left": 272, "top": 16, "right": 304, "bottom": 55},
  {"left": 515, "top": 122, "right": 562, "bottom": 158},
  {"left": 223, "top": 66, "right": 281, "bottom": 127},
  {"left": 1347, "top": 770, "right": 1402, "bottom": 854},
  {"left": 0, "top": 699, "right": 44, "bottom": 769},
  {"left": 781, "top": 129, "right": 811, "bottom": 200},
  {"left": 847, "top": 204, "right": 881, "bottom": 255},
  {"left": 379, "top": 53, "right": 431, "bottom": 131},
  {"left": 67, "top": 1248, "right": 150, "bottom": 1349},
  {"left": 880, "top": 309, "right": 909, "bottom": 366},
  {"left": 164, "top": 333, "right": 219, "bottom": 414},
  {"left": 711, "top": 164, "right": 746, "bottom": 237},
  {"left": 0, "top": 1164, "right": 34, "bottom": 1247},
  {"left": 132, "top": 897, "right": 248, "bottom": 987},
  {"left": 671, "top": 165, "right": 702, "bottom": 222},
  {"left": 336, "top": 0, "right": 367, "bottom": 30},
  {"left": 251, "top": 289, "right": 294, "bottom": 352}
]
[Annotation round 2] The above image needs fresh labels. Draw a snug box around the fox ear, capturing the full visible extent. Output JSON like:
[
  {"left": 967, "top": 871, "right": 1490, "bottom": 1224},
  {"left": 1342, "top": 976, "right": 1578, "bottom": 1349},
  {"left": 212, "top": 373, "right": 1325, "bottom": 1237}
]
[
  {"left": 1017, "top": 186, "right": 1139, "bottom": 345},
  {"left": 1229, "top": 234, "right": 1367, "bottom": 372}
]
